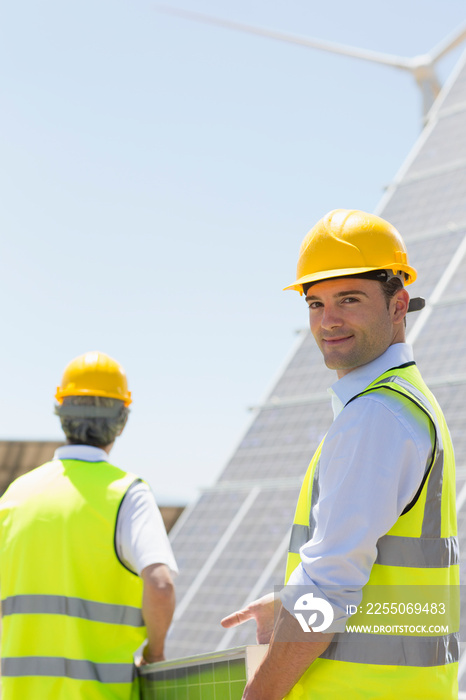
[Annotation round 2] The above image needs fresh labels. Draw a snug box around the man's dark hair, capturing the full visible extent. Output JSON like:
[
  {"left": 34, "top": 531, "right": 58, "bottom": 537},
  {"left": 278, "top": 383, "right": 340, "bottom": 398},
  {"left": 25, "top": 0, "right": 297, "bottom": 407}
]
[{"left": 379, "top": 276, "right": 404, "bottom": 309}]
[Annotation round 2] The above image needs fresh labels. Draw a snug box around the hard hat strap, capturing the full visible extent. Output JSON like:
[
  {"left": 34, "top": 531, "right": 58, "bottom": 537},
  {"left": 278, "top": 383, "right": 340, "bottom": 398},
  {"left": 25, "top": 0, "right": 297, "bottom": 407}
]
[
  {"left": 54, "top": 404, "right": 126, "bottom": 419},
  {"left": 407, "top": 297, "right": 426, "bottom": 312},
  {"left": 303, "top": 269, "right": 406, "bottom": 294},
  {"left": 348, "top": 269, "right": 406, "bottom": 283}
]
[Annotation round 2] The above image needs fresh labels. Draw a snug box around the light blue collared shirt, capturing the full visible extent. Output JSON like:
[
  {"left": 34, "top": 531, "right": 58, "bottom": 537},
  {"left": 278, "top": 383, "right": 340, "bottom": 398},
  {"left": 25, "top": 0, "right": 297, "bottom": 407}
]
[
  {"left": 328, "top": 342, "right": 415, "bottom": 417},
  {"left": 283, "top": 343, "right": 433, "bottom": 627},
  {"left": 54, "top": 444, "right": 109, "bottom": 462}
]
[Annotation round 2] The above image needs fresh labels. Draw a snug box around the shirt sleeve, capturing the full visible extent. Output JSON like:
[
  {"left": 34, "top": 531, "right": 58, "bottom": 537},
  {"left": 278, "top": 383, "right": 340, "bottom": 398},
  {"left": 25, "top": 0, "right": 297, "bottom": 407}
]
[
  {"left": 282, "top": 391, "right": 434, "bottom": 624},
  {"left": 115, "top": 480, "right": 179, "bottom": 577}
]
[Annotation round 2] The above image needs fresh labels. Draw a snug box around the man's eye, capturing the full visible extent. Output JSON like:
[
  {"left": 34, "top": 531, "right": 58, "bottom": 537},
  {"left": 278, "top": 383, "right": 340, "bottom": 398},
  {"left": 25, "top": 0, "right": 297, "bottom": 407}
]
[
  {"left": 342, "top": 297, "right": 358, "bottom": 303},
  {"left": 308, "top": 302, "right": 322, "bottom": 309}
]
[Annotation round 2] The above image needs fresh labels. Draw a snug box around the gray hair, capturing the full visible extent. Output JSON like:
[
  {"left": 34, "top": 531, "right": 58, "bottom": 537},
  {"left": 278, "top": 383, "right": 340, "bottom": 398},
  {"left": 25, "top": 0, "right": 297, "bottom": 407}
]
[{"left": 55, "top": 396, "right": 129, "bottom": 448}]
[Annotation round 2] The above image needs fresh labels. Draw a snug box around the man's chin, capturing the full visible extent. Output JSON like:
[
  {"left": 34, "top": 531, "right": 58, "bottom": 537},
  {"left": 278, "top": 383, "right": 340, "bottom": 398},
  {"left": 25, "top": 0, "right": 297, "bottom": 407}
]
[
  {"left": 323, "top": 356, "right": 355, "bottom": 373},
  {"left": 323, "top": 357, "right": 347, "bottom": 370}
]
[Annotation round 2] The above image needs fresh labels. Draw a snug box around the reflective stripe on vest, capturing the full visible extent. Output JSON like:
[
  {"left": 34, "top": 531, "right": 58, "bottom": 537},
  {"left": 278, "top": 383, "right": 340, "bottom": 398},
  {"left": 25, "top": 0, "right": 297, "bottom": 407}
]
[
  {"left": 375, "top": 534, "right": 459, "bottom": 568},
  {"left": 2, "top": 594, "right": 144, "bottom": 627},
  {"left": 284, "top": 363, "right": 458, "bottom": 698},
  {"left": 321, "top": 631, "right": 460, "bottom": 667},
  {"left": 289, "top": 525, "right": 459, "bottom": 567},
  {"left": 289, "top": 524, "right": 311, "bottom": 554},
  {"left": 1, "top": 657, "right": 135, "bottom": 683}
]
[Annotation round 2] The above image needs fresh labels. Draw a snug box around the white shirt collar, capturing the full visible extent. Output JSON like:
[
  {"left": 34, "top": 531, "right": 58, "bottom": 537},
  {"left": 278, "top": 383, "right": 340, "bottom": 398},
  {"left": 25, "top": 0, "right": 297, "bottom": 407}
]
[
  {"left": 330, "top": 342, "right": 414, "bottom": 418},
  {"left": 54, "top": 444, "right": 109, "bottom": 462}
]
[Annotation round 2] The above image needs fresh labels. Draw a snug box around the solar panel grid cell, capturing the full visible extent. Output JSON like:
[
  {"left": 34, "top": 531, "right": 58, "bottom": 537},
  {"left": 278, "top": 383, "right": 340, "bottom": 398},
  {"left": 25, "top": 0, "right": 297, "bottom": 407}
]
[
  {"left": 407, "top": 230, "right": 466, "bottom": 297},
  {"left": 383, "top": 172, "right": 466, "bottom": 238},
  {"left": 432, "top": 385, "right": 466, "bottom": 468},
  {"left": 414, "top": 306, "right": 466, "bottom": 376},
  {"left": 223, "top": 452, "right": 312, "bottom": 482},
  {"left": 409, "top": 110, "right": 466, "bottom": 173}
]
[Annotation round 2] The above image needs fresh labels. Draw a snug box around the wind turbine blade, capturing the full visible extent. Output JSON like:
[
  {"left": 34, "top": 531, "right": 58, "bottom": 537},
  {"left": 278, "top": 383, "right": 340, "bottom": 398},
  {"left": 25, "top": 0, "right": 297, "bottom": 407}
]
[
  {"left": 159, "top": 6, "right": 412, "bottom": 71},
  {"left": 429, "top": 22, "right": 466, "bottom": 63}
]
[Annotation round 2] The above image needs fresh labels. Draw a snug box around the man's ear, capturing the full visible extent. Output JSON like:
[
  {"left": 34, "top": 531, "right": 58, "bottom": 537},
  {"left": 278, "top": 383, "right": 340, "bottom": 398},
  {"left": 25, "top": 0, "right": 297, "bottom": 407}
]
[{"left": 392, "top": 288, "right": 410, "bottom": 324}]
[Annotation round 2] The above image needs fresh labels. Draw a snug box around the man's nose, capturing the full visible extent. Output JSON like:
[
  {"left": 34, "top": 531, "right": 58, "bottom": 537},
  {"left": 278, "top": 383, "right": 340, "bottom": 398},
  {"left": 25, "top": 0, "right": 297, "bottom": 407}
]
[{"left": 320, "top": 306, "right": 343, "bottom": 330}]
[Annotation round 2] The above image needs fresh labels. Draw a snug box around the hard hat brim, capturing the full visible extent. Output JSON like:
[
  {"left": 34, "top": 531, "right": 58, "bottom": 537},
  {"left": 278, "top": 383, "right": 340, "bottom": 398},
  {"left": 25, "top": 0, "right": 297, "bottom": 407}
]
[
  {"left": 284, "top": 264, "right": 417, "bottom": 294},
  {"left": 55, "top": 387, "right": 132, "bottom": 407}
]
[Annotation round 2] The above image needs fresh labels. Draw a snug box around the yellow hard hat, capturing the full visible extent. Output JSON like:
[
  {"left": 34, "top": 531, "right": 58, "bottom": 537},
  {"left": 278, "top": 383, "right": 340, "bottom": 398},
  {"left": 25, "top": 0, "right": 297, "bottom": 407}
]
[
  {"left": 55, "top": 351, "right": 132, "bottom": 406},
  {"left": 284, "top": 209, "right": 417, "bottom": 294}
]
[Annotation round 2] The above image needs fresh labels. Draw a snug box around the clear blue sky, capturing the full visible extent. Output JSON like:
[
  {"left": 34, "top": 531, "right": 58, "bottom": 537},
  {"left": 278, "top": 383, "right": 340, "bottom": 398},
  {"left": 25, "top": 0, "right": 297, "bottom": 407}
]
[{"left": 1, "top": 1, "right": 465, "bottom": 503}]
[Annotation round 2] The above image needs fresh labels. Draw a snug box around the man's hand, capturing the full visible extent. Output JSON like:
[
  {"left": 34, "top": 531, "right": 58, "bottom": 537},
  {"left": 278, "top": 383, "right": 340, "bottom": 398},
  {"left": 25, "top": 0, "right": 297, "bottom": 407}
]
[
  {"left": 135, "top": 647, "right": 165, "bottom": 668},
  {"left": 141, "top": 648, "right": 165, "bottom": 666},
  {"left": 241, "top": 604, "right": 334, "bottom": 700},
  {"left": 221, "top": 592, "right": 276, "bottom": 644}
]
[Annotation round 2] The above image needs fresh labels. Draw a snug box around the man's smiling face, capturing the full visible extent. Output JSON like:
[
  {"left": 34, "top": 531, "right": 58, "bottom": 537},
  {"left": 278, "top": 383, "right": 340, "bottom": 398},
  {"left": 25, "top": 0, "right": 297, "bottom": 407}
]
[{"left": 305, "top": 276, "right": 409, "bottom": 378}]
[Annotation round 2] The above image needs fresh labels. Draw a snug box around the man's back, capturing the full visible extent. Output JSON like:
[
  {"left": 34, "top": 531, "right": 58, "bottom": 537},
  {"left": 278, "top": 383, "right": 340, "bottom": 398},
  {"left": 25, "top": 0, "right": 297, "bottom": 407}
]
[{"left": 0, "top": 457, "right": 146, "bottom": 699}]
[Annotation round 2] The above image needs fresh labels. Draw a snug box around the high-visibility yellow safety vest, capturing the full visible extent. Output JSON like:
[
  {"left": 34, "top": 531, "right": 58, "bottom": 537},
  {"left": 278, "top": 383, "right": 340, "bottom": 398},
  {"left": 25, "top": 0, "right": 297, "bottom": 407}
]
[
  {"left": 284, "top": 363, "right": 459, "bottom": 699},
  {"left": 0, "top": 458, "right": 146, "bottom": 700}
]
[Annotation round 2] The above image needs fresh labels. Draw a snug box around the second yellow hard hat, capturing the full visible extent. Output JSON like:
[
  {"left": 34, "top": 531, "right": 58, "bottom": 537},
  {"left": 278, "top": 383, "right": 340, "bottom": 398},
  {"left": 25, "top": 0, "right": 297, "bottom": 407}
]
[{"left": 55, "top": 351, "right": 132, "bottom": 406}]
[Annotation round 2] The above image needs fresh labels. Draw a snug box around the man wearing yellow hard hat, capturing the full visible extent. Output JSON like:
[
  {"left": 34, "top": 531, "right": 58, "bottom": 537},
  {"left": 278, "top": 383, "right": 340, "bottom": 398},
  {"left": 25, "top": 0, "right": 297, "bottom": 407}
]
[
  {"left": 0, "top": 351, "right": 178, "bottom": 699},
  {"left": 222, "top": 210, "right": 458, "bottom": 699}
]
